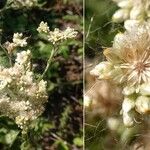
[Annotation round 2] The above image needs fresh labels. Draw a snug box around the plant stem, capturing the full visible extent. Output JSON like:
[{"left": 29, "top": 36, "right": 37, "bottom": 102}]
[{"left": 39, "top": 47, "right": 56, "bottom": 80}]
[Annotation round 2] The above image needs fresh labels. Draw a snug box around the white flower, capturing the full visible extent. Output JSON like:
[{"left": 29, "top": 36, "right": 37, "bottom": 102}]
[
  {"left": 13, "top": 33, "right": 27, "bottom": 47},
  {"left": 37, "top": 22, "right": 77, "bottom": 44},
  {"left": 124, "top": 20, "right": 141, "bottom": 31},
  {"left": 84, "top": 95, "right": 92, "bottom": 107},
  {"left": 117, "top": 0, "right": 132, "bottom": 8},
  {"left": 122, "top": 97, "right": 135, "bottom": 113},
  {"left": 48, "top": 28, "right": 62, "bottom": 44},
  {"left": 139, "top": 83, "right": 150, "bottom": 96},
  {"left": 98, "top": 23, "right": 150, "bottom": 86},
  {"left": 90, "top": 61, "right": 112, "bottom": 78},
  {"left": 37, "top": 21, "right": 50, "bottom": 33},
  {"left": 135, "top": 96, "right": 150, "bottom": 114},
  {"left": 11, "top": 0, "right": 38, "bottom": 8},
  {"left": 0, "top": 50, "right": 48, "bottom": 132},
  {"left": 38, "top": 80, "right": 47, "bottom": 93},
  {"left": 130, "top": 6, "right": 144, "bottom": 20},
  {"left": 15, "top": 50, "right": 31, "bottom": 66},
  {"left": 122, "top": 86, "right": 135, "bottom": 96},
  {"left": 112, "top": 9, "right": 129, "bottom": 22},
  {"left": 123, "top": 112, "right": 134, "bottom": 127},
  {"left": 107, "top": 117, "right": 120, "bottom": 131},
  {"left": 113, "top": 32, "right": 125, "bottom": 50},
  {"left": 112, "top": 0, "right": 150, "bottom": 23},
  {"left": 62, "top": 27, "right": 78, "bottom": 39}
]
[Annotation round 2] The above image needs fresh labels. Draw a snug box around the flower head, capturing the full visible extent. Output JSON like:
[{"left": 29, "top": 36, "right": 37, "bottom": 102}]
[
  {"left": 94, "top": 23, "right": 150, "bottom": 87},
  {"left": 13, "top": 33, "right": 28, "bottom": 47},
  {"left": 37, "top": 21, "right": 50, "bottom": 33},
  {"left": 37, "top": 22, "right": 78, "bottom": 44}
]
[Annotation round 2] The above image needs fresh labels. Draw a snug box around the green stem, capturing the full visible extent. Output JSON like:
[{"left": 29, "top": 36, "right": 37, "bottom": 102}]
[{"left": 39, "top": 47, "right": 56, "bottom": 80}]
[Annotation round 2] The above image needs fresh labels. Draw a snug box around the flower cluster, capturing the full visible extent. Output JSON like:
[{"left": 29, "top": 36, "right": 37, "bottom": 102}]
[
  {"left": 0, "top": 50, "right": 47, "bottom": 133},
  {"left": 37, "top": 21, "right": 78, "bottom": 44},
  {"left": 4, "top": 33, "right": 27, "bottom": 54},
  {"left": 8, "top": 0, "right": 38, "bottom": 8},
  {"left": 91, "top": 22, "right": 150, "bottom": 126},
  {"left": 112, "top": 0, "right": 150, "bottom": 23}
]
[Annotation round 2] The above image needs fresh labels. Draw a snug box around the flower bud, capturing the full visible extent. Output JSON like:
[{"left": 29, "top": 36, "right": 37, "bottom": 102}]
[
  {"left": 123, "top": 112, "right": 134, "bottom": 127},
  {"left": 84, "top": 95, "right": 92, "bottom": 107},
  {"left": 90, "top": 61, "right": 112, "bottom": 79},
  {"left": 140, "top": 83, "right": 150, "bottom": 96},
  {"left": 122, "top": 97, "right": 135, "bottom": 113},
  {"left": 107, "top": 117, "right": 120, "bottom": 131},
  {"left": 130, "top": 6, "right": 144, "bottom": 20},
  {"left": 112, "top": 9, "right": 129, "bottom": 23},
  {"left": 113, "top": 33, "right": 125, "bottom": 51},
  {"left": 135, "top": 96, "right": 150, "bottom": 114},
  {"left": 118, "top": 0, "right": 132, "bottom": 9},
  {"left": 122, "top": 86, "right": 135, "bottom": 96},
  {"left": 124, "top": 20, "right": 141, "bottom": 31}
]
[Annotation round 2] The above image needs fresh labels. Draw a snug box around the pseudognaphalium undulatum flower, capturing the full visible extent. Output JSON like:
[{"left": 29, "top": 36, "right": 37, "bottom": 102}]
[
  {"left": 0, "top": 50, "right": 47, "bottom": 133},
  {"left": 112, "top": 0, "right": 150, "bottom": 23},
  {"left": 37, "top": 21, "right": 78, "bottom": 44},
  {"left": 91, "top": 22, "right": 150, "bottom": 127},
  {"left": 4, "top": 33, "right": 27, "bottom": 54},
  {"left": 91, "top": 23, "right": 150, "bottom": 87}
]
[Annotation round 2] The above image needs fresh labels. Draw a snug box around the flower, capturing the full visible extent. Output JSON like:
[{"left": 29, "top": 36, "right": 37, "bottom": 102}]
[
  {"left": 112, "top": 0, "right": 150, "bottom": 23},
  {"left": 48, "top": 27, "right": 78, "bottom": 44},
  {"left": 91, "top": 22, "right": 150, "bottom": 126},
  {"left": 122, "top": 97, "right": 135, "bottom": 113},
  {"left": 4, "top": 33, "right": 28, "bottom": 54},
  {"left": 96, "top": 23, "right": 150, "bottom": 87},
  {"left": 139, "top": 83, "right": 150, "bottom": 95},
  {"left": 15, "top": 50, "right": 31, "bottom": 66},
  {"left": 84, "top": 95, "right": 92, "bottom": 107},
  {"left": 107, "top": 117, "right": 120, "bottom": 131},
  {"left": 135, "top": 95, "right": 150, "bottom": 114},
  {"left": 123, "top": 112, "right": 134, "bottom": 127},
  {"left": 90, "top": 61, "right": 113, "bottom": 78},
  {"left": 10, "top": 0, "right": 38, "bottom": 8},
  {"left": 37, "top": 21, "right": 50, "bottom": 33},
  {"left": 0, "top": 50, "right": 48, "bottom": 133},
  {"left": 37, "top": 22, "right": 78, "bottom": 44},
  {"left": 13, "top": 33, "right": 27, "bottom": 47},
  {"left": 122, "top": 86, "right": 135, "bottom": 95}
]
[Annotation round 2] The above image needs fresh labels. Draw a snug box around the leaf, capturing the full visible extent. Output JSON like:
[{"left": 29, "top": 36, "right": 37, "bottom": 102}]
[
  {"left": 73, "top": 137, "right": 83, "bottom": 147},
  {"left": 5, "top": 130, "right": 20, "bottom": 145},
  {"left": 56, "top": 140, "right": 69, "bottom": 150}
]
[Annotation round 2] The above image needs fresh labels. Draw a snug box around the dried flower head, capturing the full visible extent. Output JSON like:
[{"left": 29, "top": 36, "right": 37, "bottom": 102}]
[
  {"left": 91, "top": 22, "right": 150, "bottom": 126},
  {"left": 92, "top": 23, "right": 150, "bottom": 87}
]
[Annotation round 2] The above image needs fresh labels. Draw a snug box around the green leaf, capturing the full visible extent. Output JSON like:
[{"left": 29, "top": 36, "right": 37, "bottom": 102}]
[
  {"left": 73, "top": 137, "right": 83, "bottom": 147},
  {"left": 56, "top": 140, "right": 69, "bottom": 150},
  {"left": 5, "top": 130, "right": 20, "bottom": 145}
]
